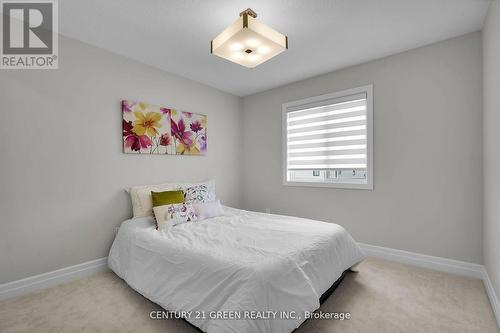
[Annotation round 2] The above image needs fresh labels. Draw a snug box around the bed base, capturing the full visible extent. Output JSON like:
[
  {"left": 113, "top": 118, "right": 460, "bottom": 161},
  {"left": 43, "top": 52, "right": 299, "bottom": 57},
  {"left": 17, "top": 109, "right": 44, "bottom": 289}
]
[{"left": 319, "top": 269, "right": 349, "bottom": 304}]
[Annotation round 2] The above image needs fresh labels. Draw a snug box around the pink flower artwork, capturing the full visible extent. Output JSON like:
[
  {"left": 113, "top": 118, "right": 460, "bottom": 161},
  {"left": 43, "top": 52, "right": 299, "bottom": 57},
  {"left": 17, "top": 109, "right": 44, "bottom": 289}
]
[{"left": 122, "top": 100, "right": 207, "bottom": 155}]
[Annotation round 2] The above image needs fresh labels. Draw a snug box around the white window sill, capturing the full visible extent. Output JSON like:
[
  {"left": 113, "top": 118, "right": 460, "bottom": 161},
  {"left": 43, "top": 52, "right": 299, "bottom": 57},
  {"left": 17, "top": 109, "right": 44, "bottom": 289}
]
[{"left": 282, "top": 180, "right": 373, "bottom": 190}]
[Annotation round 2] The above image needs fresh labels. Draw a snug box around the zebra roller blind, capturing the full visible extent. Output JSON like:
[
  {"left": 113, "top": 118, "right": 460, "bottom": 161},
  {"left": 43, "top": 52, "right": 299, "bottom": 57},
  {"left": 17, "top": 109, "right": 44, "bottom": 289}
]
[{"left": 283, "top": 85, "right": 373, "bottom": 189}]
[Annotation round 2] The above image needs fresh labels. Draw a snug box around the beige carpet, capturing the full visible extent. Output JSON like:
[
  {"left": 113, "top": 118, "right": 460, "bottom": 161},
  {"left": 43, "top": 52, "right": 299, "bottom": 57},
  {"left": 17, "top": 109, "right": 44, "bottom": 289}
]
[{"left": 0, "top": 257, "right": 498, "bottom": 333}]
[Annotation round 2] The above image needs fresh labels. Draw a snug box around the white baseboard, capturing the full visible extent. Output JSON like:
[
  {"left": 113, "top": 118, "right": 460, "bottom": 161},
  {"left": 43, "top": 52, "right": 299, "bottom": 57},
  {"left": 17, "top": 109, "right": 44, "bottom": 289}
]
[
  {"left": 0, "top": 257, "right": 108, "bottom": 301},
  {"left": 482, "top": 269, "right": 500, "bottom": 329},
  {"left": 358, "top": 243, "right": 485, "bottom": 278},
  {"left": 359, "top": 243, "right": 500, "bottom": 328}
]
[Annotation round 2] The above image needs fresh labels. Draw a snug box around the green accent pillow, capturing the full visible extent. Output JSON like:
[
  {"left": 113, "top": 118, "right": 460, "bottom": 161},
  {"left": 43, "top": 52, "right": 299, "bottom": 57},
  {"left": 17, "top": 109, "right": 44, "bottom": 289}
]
[{"left": 151, "top": 190, "right": 185, "bottom": 207}]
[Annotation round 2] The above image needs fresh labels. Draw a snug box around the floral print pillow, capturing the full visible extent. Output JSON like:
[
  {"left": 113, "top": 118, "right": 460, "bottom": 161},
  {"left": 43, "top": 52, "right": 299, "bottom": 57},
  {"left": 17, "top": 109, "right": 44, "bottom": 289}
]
[
  {"left": 154, "top": 203, "right": 197, "bottom": 231},
  {"left": 183, "top": 184, "right": 214, "bottom": 204}
]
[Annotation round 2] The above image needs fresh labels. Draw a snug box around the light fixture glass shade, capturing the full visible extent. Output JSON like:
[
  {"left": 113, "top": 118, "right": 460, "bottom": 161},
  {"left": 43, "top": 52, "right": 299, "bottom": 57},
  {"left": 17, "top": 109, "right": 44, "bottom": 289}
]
[{"left": 211, "top": 11, "right": 287, "bottom": 68}]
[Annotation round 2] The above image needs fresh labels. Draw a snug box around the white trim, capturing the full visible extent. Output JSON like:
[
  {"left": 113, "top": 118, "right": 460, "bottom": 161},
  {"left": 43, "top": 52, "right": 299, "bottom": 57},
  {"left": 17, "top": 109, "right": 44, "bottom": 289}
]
[
  {"left": 358, "top": 243, "right": 484, "bottom": 278},
  {"left": 482, "top": 269, "right": 500, "bottom": 329},
  {"left": 359, "top": 243, "right": 500, "bottom": 328},
  {"left": 282, "top": 84, "right": 374, "bottom": 190},
  {"left": 0, "top": 257, "right": 108, "bottom": 301}
]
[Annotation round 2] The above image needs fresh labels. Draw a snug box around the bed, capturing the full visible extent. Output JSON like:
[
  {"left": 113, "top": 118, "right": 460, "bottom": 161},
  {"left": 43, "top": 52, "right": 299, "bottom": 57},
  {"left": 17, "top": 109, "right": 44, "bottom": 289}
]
[{"left": 108, "top": 206, "right": 365, "bottom": 333}]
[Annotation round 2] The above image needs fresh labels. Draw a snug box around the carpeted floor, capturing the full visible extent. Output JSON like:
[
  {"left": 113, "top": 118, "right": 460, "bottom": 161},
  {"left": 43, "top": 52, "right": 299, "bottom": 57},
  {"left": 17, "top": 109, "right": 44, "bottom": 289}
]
[{"left": 0, "top": 257, "right": 498, "bottom": 333}]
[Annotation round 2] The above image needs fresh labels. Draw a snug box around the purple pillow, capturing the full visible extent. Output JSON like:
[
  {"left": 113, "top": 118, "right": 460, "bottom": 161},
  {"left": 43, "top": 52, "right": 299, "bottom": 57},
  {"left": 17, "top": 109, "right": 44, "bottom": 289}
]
[{"left": 193, "top": 200, "right": 224, "bottom": 220}]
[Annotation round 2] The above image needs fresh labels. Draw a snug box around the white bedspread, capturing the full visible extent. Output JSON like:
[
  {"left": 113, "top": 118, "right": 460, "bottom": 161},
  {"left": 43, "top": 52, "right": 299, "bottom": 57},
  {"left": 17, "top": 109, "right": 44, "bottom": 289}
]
[{"left": 108, "top": 207, "right": 364, "bottom": 333}]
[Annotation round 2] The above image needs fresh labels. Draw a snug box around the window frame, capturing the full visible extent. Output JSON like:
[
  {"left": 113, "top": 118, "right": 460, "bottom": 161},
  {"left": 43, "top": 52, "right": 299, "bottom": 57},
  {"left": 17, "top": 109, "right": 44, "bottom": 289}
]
[{"left": 282, "top": 84, "right": 374, "bottom": 190}]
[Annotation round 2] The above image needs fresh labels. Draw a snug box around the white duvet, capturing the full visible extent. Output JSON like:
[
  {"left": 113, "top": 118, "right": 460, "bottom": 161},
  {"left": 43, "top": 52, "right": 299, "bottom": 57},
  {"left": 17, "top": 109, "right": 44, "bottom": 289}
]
[{"left": 108, "top": 207, "right": 364, "bottom": 333}]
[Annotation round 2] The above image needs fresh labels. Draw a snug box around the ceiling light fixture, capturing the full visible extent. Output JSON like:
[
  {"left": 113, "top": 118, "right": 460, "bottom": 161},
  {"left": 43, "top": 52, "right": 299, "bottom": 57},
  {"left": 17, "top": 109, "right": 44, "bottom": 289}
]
[{"left": 211, "top": 8, "right": 288, "bottom": 68}]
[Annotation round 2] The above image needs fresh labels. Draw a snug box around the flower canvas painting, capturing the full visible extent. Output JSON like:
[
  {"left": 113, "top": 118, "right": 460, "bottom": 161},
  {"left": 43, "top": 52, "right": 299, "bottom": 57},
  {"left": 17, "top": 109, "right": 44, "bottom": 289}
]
[{"left": 122, "top": 100, "right": 207, "bottom": 155}]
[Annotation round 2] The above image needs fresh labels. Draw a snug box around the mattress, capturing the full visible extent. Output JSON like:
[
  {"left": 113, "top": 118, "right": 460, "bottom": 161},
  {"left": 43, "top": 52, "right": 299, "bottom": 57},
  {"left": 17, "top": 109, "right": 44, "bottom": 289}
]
[{"left": 108, "top": 206, "right": 365, "bottom": 333}]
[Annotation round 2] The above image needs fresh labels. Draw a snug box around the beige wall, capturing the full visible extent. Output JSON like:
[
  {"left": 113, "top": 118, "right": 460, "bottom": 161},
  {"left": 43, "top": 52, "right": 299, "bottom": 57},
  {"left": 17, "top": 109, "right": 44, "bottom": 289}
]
[
  {"left": 241, "top": 32, "right": 483, "bottom": 263},
  {"left": 483, "top": 0, "right": 500, "bottom": 303},
  {"left": 0, "top": 36, "right": 242, "bottom": 283}
]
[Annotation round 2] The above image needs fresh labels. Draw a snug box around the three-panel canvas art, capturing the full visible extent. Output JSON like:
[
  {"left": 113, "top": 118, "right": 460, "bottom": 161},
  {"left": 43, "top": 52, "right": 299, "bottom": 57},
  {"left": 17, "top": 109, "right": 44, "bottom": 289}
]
[{"left": 122, "top": 100, "right": 207, "bottom": 155}]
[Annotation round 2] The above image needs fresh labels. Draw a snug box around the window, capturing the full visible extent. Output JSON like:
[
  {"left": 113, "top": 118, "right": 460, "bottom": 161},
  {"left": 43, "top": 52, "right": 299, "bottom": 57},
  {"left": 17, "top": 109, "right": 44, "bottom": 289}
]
[{"left": 282, "top": 85, "right": 373, "bottom": 189}]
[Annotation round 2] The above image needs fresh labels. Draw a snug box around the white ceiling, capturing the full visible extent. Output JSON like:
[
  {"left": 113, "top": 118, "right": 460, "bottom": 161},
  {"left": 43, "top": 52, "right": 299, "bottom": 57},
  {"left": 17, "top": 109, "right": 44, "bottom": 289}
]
[{"left": 59, "top": 0, "right": 491, "bottom": 96}]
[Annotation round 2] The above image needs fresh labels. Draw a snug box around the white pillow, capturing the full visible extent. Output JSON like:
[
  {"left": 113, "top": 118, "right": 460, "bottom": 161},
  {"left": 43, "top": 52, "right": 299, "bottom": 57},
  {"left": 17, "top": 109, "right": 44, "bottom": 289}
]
[
  {"left": 193, "top": 200, "right": 224, "bottom": 220},
  {"left": 177, "top": 180, "right": 216, "bottom": 199},
  {"left": 183, "top": 184, "right": 216, "bottom": 204},
  {"left": 154, "top": 203, "right": 197, "bottom": 231},
  {"left": 127, "top": 180, "right": 216, "bottom": 218}
]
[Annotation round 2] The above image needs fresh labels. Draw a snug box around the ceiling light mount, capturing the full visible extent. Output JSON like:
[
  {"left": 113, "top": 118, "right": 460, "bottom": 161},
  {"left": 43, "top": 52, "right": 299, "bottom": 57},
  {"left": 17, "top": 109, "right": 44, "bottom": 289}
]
[
  {"left": 239, "top": 8, "right": 257, "bottom": 19},
  {"left": 211, "top": 8, "right": 288, "bottom": 68}
]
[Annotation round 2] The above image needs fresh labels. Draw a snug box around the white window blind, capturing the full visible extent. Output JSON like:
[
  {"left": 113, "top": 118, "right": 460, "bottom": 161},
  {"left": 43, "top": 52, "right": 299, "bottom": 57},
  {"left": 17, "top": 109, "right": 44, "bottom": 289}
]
[{"left": 282, "top": 85, "right": 373, "bottom": 189}]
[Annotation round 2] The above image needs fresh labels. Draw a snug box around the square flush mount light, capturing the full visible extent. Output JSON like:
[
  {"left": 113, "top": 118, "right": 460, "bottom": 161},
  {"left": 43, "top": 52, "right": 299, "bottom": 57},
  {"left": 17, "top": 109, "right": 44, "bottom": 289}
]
[{"left": 211, "top": 8, "right": 288, "bottom": 68}]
